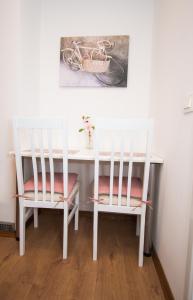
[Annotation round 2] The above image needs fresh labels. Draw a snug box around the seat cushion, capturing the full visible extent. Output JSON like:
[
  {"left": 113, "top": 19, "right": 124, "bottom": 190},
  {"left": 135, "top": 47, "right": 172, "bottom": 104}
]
[
  {"left": 98, "top": 176, "right": 143, "bottom": 207},
  {"left": 24, "top": 173, "right": 78, "bottom": 201},
  {"left": 98, "top": 176, "right": 143, "bottom": 198},
  {"left": 98, "top": 194, "right": 141, "bottom": 207}
]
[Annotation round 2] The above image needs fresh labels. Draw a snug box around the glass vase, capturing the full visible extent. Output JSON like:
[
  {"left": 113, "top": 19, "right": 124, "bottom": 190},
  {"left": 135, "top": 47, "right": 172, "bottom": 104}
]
[{"left": 85, "top": 132, "right": 93, "bottom": 149}]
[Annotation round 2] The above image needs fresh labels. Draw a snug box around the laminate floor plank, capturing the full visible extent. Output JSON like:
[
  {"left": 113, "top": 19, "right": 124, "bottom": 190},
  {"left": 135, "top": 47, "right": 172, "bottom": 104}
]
[{"left": 0, "top": 213, "right": 165, "bottom": 300}]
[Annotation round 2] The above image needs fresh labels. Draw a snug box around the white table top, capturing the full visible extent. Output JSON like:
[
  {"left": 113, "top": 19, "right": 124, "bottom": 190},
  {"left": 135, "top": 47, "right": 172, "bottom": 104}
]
[{"left": 10, "top": 149, "right": 164, "bottom": 164}]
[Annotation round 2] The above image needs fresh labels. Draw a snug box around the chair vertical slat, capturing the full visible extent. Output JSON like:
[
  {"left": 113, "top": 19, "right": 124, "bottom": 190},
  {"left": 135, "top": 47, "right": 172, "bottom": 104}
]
[
  {"left": 126, "top": 139, "right": 133, "bottom": 207},
  {"left": 62, "top": 126, "right": 68, "bottom": 199},
  {"left": 142, "top": 130, "right": 152, "bottom": 202},
  {"left": 109, "top": 140, "right": 114, "bottom": 205},
  {"left": 39, "top": 129, "right": 46, "bottom": 201},
  {"left": 30, "top": 129, "right": 38, "bottom": 201},
  {"left": 118, "top": 137, "right": 124, "bottom": 206},
  {"left": 47, "top": 129, "right": 54, "bottom": 202},
  {"left": 13, "top": 126, "right": 24, "bottom": 196}
]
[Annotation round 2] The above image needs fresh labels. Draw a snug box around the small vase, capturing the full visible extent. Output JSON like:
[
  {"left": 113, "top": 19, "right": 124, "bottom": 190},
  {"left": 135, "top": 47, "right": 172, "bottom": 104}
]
[{"left": 85, "top": 132, "right": 93, "bottom": 149}]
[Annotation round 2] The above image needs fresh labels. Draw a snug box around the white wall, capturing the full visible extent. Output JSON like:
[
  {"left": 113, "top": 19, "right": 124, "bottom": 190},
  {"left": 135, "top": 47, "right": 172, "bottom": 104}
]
[
  {"left": 39, "top": 0, "right": 154, "bottom": 147},
  {"left": 0, "top": 0, "right": 41, "bottom": 222},
  {"left": 0, "top": 0, "right": 22, "bottom": 222},
  {"left": 151, "top": 0, "right": 193, "bottom": 299},
  {"left": 19, "top": 0, "right": 41, "bottom": 114}
]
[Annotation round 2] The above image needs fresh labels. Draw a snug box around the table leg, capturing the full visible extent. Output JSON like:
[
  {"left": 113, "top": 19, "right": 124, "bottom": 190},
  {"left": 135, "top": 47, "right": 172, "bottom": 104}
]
[
  {"left": 16, "top": 196, "right": 19, "bottom": 240},
  {"left": 144, "top": 163, "right": 160, "bottom": 256},
  {"left": 15, "top": 157, "right": 24, "bottom": 241}
]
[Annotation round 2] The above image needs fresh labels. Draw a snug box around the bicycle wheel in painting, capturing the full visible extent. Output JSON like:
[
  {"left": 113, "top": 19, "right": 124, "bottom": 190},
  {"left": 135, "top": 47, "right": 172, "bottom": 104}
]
[{"left": 95, "top": 56, "right": 126, "bottom": 87}]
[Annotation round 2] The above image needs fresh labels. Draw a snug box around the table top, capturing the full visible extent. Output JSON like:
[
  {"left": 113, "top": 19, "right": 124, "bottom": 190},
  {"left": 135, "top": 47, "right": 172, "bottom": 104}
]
[{"left": 10, "top": 148, "right": 164, "bottom": 164}]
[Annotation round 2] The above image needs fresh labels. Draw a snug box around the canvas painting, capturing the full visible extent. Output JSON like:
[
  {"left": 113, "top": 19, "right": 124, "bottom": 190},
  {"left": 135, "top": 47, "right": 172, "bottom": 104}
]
[{"left": 59, "top": 35, "right": 129, "bottom": 87}]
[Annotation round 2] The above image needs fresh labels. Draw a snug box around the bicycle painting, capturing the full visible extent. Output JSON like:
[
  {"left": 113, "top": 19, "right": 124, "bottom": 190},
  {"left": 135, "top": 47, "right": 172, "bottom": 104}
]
[{"left": 59, "top": 35, "right": 129, "bottom": 87}]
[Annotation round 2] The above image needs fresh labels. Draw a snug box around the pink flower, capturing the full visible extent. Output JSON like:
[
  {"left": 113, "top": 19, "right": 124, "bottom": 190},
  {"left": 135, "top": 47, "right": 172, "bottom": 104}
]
[
  {"left": 84, "top": 120, "right": 92, "bottom": 131},
  {"left": 79, "top": 116, "right": 95, "bottom": 134}
]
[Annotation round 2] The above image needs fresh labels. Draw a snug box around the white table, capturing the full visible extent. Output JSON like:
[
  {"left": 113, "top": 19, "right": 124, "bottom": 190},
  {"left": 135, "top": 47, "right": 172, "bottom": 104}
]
[
  {"left": 16, "top": 148, "right": 163, "bottom": 163},
  {"left": 12, "top": 148, "right": 164, "bottom": 255}
]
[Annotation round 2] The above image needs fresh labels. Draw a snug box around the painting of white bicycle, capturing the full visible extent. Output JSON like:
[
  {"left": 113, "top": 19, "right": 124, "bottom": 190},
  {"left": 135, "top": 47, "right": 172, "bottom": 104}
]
[{"left": 59, "top": 35, "right": 129, "bottom": 87}]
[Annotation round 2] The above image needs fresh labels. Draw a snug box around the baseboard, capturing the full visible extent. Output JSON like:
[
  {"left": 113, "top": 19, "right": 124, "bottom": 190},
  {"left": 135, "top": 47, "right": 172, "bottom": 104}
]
[
  {"left": 0, "top": 222, "right": 16, "bottom": 238},
  {"left": 152, "top": 247, "right": 174, "bottom": 300},
  {"left": 0, "top": 231, "right": 16, "bottom": 238}
]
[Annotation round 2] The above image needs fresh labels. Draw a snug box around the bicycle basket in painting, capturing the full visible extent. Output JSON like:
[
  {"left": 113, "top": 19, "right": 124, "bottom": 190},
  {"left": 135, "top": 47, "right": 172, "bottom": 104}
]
[{"left": 82, "top": 59, "right": 110, "bottom": 73}]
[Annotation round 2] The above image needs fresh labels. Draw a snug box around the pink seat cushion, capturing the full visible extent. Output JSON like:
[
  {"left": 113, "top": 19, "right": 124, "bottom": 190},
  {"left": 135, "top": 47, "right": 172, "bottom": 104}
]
[
  {"left": 24, "top": 173, "right": 78, "bottom": 196},
  {"left": 98, "top": 176, "right": 143, "bottom": 199}
]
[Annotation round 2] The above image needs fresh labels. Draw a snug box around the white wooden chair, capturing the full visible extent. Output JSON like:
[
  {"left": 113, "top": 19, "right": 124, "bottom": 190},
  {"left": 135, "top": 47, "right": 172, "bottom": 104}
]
[
  {"left": 92, "top": 117, "right": 153, "bottom": 266},
  {"left": 13, "top": 117, "right": 79, "bottom": 259}
]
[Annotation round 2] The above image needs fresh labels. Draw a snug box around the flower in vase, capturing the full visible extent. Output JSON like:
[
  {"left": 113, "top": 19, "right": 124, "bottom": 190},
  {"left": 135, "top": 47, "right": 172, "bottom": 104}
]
[{"left": 79, "top": 116, "right": 95, "bottom": 148}]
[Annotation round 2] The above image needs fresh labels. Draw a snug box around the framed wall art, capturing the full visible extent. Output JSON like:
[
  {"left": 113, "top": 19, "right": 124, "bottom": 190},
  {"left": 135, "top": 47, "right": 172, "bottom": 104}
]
[{"left": 59, "top": 35, "right": 129, "bottom": 87}]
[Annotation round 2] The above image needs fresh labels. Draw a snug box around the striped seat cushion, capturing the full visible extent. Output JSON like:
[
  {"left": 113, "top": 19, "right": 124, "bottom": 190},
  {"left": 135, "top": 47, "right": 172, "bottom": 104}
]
[
  {"left": 24, "top": 173, "right": 78, "bottom": 201},
  {"left": 97, "top": 176, "right": 143, "bottom": 207}
]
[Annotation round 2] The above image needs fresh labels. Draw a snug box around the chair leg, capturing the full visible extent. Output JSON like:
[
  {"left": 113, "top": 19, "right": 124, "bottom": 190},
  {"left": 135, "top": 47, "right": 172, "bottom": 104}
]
[
  {"left": 19, "top": 203, "right": 26, "bottom": 256},
  {"left": 34, "top": 208, "right": 38, "bottom": 228},
  {"left": 138, "top": 213, "right": 145, "bottom": 267},
  {"left": 136, "top": 215, "right": 140, "bottom": 236},
  {"left": 93, "top": 208, "right": 98, "bottom": 261},
  {"left": 63, "top": 206, "right": 68, "bottom": 259},
  {"left": 74, "top": 191, "right": 79, "bottom": 231}
]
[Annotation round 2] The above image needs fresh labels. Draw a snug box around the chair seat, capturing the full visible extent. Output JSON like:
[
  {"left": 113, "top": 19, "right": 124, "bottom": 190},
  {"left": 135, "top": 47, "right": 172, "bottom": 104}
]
[
  {"left": 24, "top": 172, "right": 78, "bottom": 201},
  {"left": 98, "top": 176, "right": 143, "bottom": 207},
  {"left": 98, "top": 194, "right": 141, "bottom": 207}
]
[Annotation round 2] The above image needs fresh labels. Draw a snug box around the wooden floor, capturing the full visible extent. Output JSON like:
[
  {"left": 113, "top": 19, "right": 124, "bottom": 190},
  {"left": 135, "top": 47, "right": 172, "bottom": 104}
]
[{"left": 0, "top": 212, "right": 165, "bottom": 300}]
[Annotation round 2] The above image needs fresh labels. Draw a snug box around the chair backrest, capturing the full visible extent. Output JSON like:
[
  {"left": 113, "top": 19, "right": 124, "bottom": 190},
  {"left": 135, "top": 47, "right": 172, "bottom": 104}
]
[
  {"left": 13, "top": 117, "right": 68, "bottom": 201},
  {"left": 93, "top": 117, "right": 153, "bottom": 207}
]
